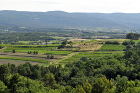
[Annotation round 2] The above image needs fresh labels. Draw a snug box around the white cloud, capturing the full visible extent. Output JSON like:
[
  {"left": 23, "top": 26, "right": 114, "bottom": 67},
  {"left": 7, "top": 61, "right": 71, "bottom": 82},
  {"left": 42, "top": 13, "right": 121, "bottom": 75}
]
[{"left": 0, "top": 0, "right": 140, "bottom": 13}]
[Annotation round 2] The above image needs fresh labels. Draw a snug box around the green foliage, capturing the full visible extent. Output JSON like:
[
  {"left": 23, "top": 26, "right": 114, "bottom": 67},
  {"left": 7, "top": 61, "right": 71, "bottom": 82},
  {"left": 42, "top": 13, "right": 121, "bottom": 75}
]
[
  {"left": 116, "top": 75, "right": 128, "bottom": 93},
  {"left": 74, "top": 85, "right": 86, "bottom": 93},
  {"left": 126, "top": 33, "right": 140, "bottom": 40},
  {"left": 92, "top": 76, "right": 115, "bottom": 93},
  {"left": 82, "top": 81, "right": 92, "bottom": 93},
  {"left": 0, "top": 81, "right": 7, "bottom": 93},
  {"left": 122, "top": 40, "right": 135, "bottom": 46},
  {"left": 124, "top": 87, "right": 140, "bottom": 93},
  {"left": 12, "top": 49, "right": 16, "bottom": 53},
  {"left": 43, "top": 73, "right": 56, "bottom": 87},
  {"left": 105, "top": 41, "right": 120, "bottom": 45},
  {"left": 58, "top": 40, "right": 73, "bottom": 49},
  {"left": 47, "top": 55, "right": 55, "bottom": 59}
]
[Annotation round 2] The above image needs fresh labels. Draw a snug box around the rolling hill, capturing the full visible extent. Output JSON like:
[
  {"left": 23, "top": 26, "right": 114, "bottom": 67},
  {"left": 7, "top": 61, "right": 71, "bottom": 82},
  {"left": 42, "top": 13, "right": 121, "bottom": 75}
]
[{"left": 0, "top": 10, "right": 140, "bottom": 29}]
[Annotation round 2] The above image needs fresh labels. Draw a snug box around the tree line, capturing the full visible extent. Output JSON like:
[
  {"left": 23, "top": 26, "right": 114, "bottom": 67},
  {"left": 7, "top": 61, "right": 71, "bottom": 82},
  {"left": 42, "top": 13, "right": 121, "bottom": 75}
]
[{"left": 0, "top": 40, "right": 140, "bottom": 92}]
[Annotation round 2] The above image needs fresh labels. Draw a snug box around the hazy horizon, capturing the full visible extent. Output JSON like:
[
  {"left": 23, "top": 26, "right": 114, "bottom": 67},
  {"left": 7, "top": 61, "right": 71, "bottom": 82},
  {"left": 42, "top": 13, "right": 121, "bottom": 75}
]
[
  {"left": 1, "top": 10, "right": 140, "bottom": 14},
  {"left": 0, "top": 0, "right": 140, "bottom": 13}
]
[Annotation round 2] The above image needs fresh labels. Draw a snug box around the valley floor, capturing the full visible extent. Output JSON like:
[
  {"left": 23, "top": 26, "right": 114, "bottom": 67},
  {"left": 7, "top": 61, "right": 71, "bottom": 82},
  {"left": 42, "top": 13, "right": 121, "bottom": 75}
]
[{"left": 0, "top": 39, "right": 127, "bottom": 66}]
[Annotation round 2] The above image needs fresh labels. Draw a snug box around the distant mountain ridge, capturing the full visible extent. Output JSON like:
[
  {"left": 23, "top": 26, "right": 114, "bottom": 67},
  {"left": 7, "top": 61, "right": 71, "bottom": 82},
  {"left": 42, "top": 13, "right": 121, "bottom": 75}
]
[{"left": 0, "top": 10, "right": 140, "bottom": 29}]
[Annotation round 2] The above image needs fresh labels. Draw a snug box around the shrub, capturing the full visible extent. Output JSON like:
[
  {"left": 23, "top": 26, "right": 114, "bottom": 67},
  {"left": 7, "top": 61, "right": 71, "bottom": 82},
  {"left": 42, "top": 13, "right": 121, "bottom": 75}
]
[{"left": 105, "top": 41, "right": 120, "bottom": 45}]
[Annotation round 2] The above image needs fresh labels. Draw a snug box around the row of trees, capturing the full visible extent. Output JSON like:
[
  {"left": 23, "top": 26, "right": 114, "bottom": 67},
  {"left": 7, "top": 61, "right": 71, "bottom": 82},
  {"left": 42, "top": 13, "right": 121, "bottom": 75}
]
[
  {"left": 58, "top": 40, "right": 73, "bottom": 49},
  {"left": 126, "top": 33, "right": 140, "bottom": 40},
  {"left": 105, "top": 41, "right": 120, "bottom": 45},
  {"left": 27, "top": 51, "right": 38, "bottom": 55},
  {"left": 0, "top": 32, "right": 55, "bottom": 44}
]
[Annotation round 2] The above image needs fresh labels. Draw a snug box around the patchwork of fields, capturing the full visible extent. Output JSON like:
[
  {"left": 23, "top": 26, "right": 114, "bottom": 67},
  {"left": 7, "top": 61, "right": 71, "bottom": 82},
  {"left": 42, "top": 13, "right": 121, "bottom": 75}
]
[{"left": 0, "top": 38, "right": 135, "bottom": 66}]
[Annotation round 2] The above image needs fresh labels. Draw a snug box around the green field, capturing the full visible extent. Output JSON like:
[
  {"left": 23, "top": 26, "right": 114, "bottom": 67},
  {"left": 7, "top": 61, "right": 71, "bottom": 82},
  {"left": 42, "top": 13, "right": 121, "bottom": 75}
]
[
  {"left": 0, "top": 56, "right": 48, "bottom": 64},
  {"left": 100, "top": 44, "right": 125, "bottom": 51},
  {"left": 0, "top": 39, "right": 129, "bottom": 65},
  {"left": 59, "top": 41, "right": 126, "bottom": 64},
  {"left": 59, "top": 51, "right": 124, "bottom": 64}
]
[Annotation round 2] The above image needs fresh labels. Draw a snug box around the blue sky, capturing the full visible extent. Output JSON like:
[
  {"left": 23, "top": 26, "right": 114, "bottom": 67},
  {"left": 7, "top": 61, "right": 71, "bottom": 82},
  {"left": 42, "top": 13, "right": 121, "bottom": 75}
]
[{"left": 0, "top": 0, "right": 140, "bottom": 13}]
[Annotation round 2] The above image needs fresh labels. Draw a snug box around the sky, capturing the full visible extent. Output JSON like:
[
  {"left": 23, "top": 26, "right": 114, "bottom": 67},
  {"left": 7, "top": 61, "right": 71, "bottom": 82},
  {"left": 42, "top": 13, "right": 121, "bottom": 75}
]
[{"left": 0, "top": 0, "right": 140, "bottom": 13}]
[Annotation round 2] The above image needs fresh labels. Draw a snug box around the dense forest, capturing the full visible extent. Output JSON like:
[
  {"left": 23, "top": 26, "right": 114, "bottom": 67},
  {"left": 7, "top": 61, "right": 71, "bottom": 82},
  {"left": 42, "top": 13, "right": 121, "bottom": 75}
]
[{"left": 0, "top": 40, "right": 140, "bottom": 93}]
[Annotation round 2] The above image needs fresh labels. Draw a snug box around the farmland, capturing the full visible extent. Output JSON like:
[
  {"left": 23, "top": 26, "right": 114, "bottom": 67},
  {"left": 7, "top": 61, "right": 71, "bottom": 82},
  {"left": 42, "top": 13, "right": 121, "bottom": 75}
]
[
  {"left": 100, "top": 44, "right": 125, "bottom": 51},
  {"left": 59, "top": 46, "right": 125, "bottom": 64},
  {"left": 0, "top": 28, "right": 129, "bottom": 66},
  {"left": 0, "top": 37, "right": 129, "bottom": 66}
]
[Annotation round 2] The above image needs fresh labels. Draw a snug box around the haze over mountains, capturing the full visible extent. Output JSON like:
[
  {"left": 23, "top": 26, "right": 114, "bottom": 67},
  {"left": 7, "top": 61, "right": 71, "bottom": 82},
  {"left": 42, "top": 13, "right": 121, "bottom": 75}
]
[{"left": 0, "top": 10, "right": 140, "bottom": 29}]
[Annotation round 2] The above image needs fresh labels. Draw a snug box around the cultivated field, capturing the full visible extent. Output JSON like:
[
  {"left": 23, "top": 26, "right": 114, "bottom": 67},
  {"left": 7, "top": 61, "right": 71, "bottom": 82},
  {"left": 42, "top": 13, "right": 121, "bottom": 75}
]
[{"left": 0, "top": 38, "right": 133, "bottom": 66}]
